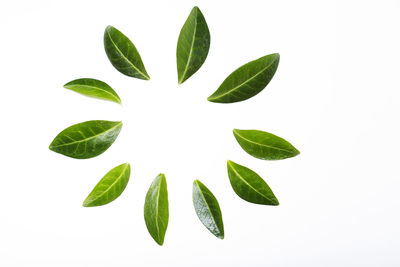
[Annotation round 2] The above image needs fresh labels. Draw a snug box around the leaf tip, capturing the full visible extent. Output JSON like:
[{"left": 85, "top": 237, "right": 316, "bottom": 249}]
[
  {"left": 82, "top": 197, "right": 95, "bottom": 207},
  {"left": 206, "top": 96, "right": 217, "bottom": 102},
  {"left": 155, "top": 239, "right": 164, "bottom": 246},
  {"left": 82, "top": 201, "right": 90, "bottom": 207}
]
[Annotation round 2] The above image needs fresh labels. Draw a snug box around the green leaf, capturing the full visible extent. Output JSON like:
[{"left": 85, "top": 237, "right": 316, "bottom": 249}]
[
  {"left": 104, "top": 25, "right": 150, "bottom": 80},
  {"left": 233, "top": 129, "right": 300, "bottom": 160},
  {"left": 83, "top": 163, "right": 131, "bottom": 207},
  {"left": 227, "top": 161, "right": 279, "bottom": 205},
  {"left": 49, "top": 120, "right": 122, "bottom": 159},
  {"left": 207, "top": 53, "right": 280, "bottom": 103},
  {"left": 177, "top": 6, "right": 210, "bottom": 84},
  {"left": 144, "top": 174, "right": 169, "bottom": 245},
  {"left": 192, "top": 180, "right": 224, "bottom": 239},
  {"left": 64, "top": 78, "right": 121, "bottom": 104}
]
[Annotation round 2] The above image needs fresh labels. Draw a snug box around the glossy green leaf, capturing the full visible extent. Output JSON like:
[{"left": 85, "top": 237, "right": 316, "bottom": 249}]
[
  {"left": 192, "top": 180, "right": 224, "bottom": 239},
  {"left": 207, "top": 53, "right": 280, "bottom": 103},
  {"left": 177, "top": 6, "right": 210, "bottom": 84},
  {"left": 233, "top": 129, "right": 300, "bottom": 160},
  {"left": 144, "top": 174, "right": 169, "bottom": 245},
  {"left": 83, "top": 163, "right": 131, "bottom": 207},
  {"left": 64, "top": 78, "right": 121, "bottom": 104},
  {"left": 49, "top": 120, "right": 122, "bottom": 159},
  {"left": 227, "top": 161, "right": 279, "bottom": 205},
  {"left": 104, "top": 25, "right": 150, "bottom": 80}
]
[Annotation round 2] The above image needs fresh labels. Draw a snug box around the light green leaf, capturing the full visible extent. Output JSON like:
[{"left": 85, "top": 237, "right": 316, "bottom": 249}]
[
  {"left": 192, "top": 180, "right": 224, "bottom": 239},
  {"left": 83, "top": 163, "right": 131, "bottom": 207},
  {"left": 207, "top": 53, "right": 280, "bottom": 103},
  {"left": 144, "top": 174, "right": 169, "bottom": 245},
  {"left": 233, "top": 129, "right": 300, "bottom": 160},
  {"left": 177, "top": 6, "right": 210, "bottom": 84},
  {"left": 104, "top": 25, "right": 150, "bottom": 80},
  {"left": 227, "top": 161, "right": 279, "bottom": 205},
  {"left": 49, "top": 120, "right": 122, "bottom": 159},
  {"left": 64, "top": 78, "right": 121, "bottom": 104}
]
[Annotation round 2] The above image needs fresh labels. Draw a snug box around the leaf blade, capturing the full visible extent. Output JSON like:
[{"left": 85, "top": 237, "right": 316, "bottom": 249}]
[
  {"left": 49, "top": 120, "right": 122, "bottom": 159},
  {"left": 104, "top": 25, "right": 150, "bottom": 80},
  {"left": 177, "top": 6, "right": 210, "bottom": 84},
  {"left": 192, "top": 180, "right": 224, "bottom": 239},
  {"left": 233, "top": 129, "right": 299, "bottom": 160},
  {"left": 207, "top": 53, "right": 280, "bottom": 103},
  {"left": 144, "top": 174, "right": 169, "bottom": 245},
  {"left": 64, "top": 78, "right": 121, "bottom": 104},
  {"left": 83, "top": 163, "right": 131, "bottom": 207},
  {"left": 227, "top": 160, "right": 279, "bottom": 205}
]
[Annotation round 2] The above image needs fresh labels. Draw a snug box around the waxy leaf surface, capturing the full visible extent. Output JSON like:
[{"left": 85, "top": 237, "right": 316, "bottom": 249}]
[
  {"left": 49, "top": 120, "right": 122, "bottom": 159},
  {"left": 233, "top": 129, "right": 299, "bottom": 160},
  {"left": 177, "top": 6, "right": 210, "bottom": 84},
  {"left": 144, "top": 174, "right": 169, "bottom": 245},
  {"left": 64, "top": 78, "right": 121, "bottom": 104},
  {"left": 83, "top": 163, "right": 131, "bottom": 207},
  {"left": 192, "top": 180, "right": 224, "bottom": 239},
  {"left": 227, "top": 161, "right": 279, "bottom": 205},
  {"left": 104, "top": 25, "right": 150, "bottom": 80},
  {"left": 207, "top": 53, "right": 280, "bottom": 103}
]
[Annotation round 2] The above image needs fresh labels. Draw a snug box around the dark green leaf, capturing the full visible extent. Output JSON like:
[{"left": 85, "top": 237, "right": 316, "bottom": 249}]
[
  {"left": 83, "top": 163, "right": 131, "bottom": 207},
  {"left": 104, "top": 25, "right": 150, "bottom": 80},
  {"left": 227, "top": 161, "right": 279, "bottom": 205},
  {"left": 192, "top": 180, "right": 224, "bottom": 239},
  {"left": 233, "top": 129, "right": 300, "bottom": 160},
  {"left": 177, "top": 6, "right": 210, "bottom": 84},
  {"left": 64, "top": 78, "right": 121, "bottom": 104},
  {"left": 144, "top": 174, "right": 169, "bottom": 245},
  {"left": 207, "top": 53, "right": 280, "bottom": 103},
  {"left": 49, "top": 120, "right": 122, "bottom": 159}
]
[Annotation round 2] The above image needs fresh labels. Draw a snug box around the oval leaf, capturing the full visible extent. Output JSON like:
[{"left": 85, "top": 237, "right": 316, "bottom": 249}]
[
  {"left": 64, "top": 78, "right": 121, "bottom": 104},
  {"left": 227, "top": 161, "right": 279, "bottom": 205},
  {"left": 49, "top": 120, "right": 122, "bottom": 159},
  {"left": 83, "top": 163, "right": 131, "bottom": 207},
  {"left": 104, "top": 25, "right": 150, "bottom": 80},
  {"left": 144, "top": 174, "right": 169, "bottom": 245},
  {"left": 207, "top": 53, "right": 280, "bottom": 103},
  {"left": 192, "top": 180, "right": 224, "bottom": 239},
  {"left": 233, "top": 129, "right": 300, "bottom": 160},
  {"left": 177, "top": 6, "right": 210, "bottom": 84}
]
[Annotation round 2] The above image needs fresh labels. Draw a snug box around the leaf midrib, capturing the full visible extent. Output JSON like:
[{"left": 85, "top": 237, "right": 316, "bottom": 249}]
[
  {"left": 234, "top": 129, "right": 294, "bottom": 154},
  {"left": 208, "top": 56, "right": 278, "bottom": 100},
  {"left": 179, "top": 9, "right": 198, "bottom": 84},
  {"left": 50, "top": 122, "right": 122, "bottom": 148},
  {"left": 154, "top": 177, "right": 162, "bottom": 242},
  {"left": 228, "top": 161, "right": 273, "bottom": 202},
  {"left": 106, "top": 29, "right": 149, "bottom": 80}
]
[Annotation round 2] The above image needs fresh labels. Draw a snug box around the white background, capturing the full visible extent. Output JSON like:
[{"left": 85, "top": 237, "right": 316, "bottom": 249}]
[{"left": 1, "top": 0, "right": 399, "bottom": 266}]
